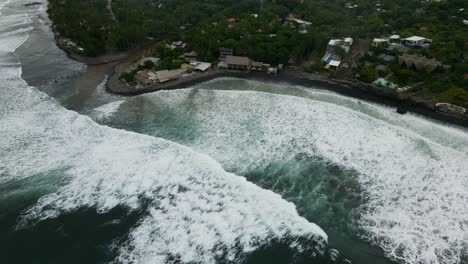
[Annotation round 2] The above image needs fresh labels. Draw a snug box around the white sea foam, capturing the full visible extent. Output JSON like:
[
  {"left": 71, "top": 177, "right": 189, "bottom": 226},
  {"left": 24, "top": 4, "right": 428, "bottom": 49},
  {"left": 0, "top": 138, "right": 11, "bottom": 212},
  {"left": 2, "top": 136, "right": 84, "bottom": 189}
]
[
  {"left": 120, "top": 88, "right": 468, "bottom": 264},
  {"left": 0, "top": 14, "right": 327, "bottom": 264},
  {"left": 0, "top": 4, "right": 327, "bottom": 262},
  {"left": 92, "top": 100, "right": 125, "bottom": 119},
  {"left": 1, "top": 91, "right": 327, "bottom": 263},
  {"left": 0, "top": 0, "right": 12, "bottom": 14}
]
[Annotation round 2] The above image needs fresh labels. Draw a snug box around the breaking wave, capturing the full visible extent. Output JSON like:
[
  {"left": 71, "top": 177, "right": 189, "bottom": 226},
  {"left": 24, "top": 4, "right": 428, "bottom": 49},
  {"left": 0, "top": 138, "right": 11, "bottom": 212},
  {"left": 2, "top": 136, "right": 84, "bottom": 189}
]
[
  {"left": 0, "top": 4, "right": 329, "bottom": 264},
  {"left": 103, "top": 87, "right": 468, "bottom": 264}
]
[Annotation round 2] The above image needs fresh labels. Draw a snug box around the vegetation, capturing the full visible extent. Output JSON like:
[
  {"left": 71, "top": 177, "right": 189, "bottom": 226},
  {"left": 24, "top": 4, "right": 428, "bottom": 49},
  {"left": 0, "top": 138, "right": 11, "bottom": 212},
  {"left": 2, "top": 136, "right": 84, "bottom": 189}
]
[{"left": 48, "top": 0, "right": 467, "bottom": 107}]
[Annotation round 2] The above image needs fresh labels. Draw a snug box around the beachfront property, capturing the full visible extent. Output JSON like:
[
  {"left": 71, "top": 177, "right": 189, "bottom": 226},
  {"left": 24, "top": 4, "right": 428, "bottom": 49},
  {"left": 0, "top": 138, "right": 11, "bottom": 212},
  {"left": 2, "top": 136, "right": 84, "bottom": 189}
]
[
  {"left": 402, "top": 36, "right": 431, "bottom": 48},
  {"left": 225, "top": 56, "right": 251, "bottom": 72},
  {"left": 399, "top": 53, "right": 441, "bottom": 73},
  {"left": 373, "top": 78, "right": 399, "bottom": 90},
  {"left": 190, "top": 61, "right": 211, "bottom": 72},
  {"left": 321, "top": 37, "right": 353, "bottom": 70},
  {"left": 135, "top": 69, "right": 158, "bottom": 87},
  {"left": 155, "top": 69, "right": 183, "bottom": 83},
  {"left": 251, "top": 61, "right": 271, "bottom": 72},
  {"left": 322, "top": 53, "right": 342, "bottom": 70},
  {"left": 134, "top": 68, "right": 184, "bottom": 87}
]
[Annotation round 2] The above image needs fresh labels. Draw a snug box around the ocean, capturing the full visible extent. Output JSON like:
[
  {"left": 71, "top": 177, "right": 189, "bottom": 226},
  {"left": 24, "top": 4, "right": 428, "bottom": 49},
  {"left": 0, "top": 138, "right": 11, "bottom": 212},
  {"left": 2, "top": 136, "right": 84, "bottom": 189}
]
[{"left": 1, "top": 1, "right": 467, "bottom": 264}]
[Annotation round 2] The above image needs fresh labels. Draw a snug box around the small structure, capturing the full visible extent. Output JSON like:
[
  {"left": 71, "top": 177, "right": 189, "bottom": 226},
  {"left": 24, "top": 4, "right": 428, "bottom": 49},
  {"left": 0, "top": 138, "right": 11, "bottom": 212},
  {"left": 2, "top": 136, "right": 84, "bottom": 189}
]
[
  {"left": 373, "top": 78, "right": 398, "bottom": 90},
  {"left": 190, "top": 61, "right": 211, "bottom": 72},
  {"left": 389, "top": 35, "right": 400, "bottom": 42},
  {"left": 227, "top": 18, "right": 237, "bottom": 23},
  {"left": 402, "top": 36, "right": 431, "bottom": 48},
  {"left": 226, "top": 56, "right": 251, "bottom": 72},
  {"left": 372, "top": 38, "right": 389, "bottom": 47},
  {"left": 251, "top": 61, "right": 264, "bottom": 71},
  {"left": 155, "top": 69, "right": 183, "bottom": 83},
  {"left": 328, "top": 60, "right": 341, "bottom": 69},
  {"left": 287, "top": 17, "right": 312, "bottom": 33},
  {"left": 268, "top": 67, "right": 278, "bottom": 74},
  {"left": 327, "top": 38, "right": 353, "bottom": 53},
  {"left": 181, "top": 63, "right": 194, "bottom": 72},
  {"left": 169, "top": 41, "right": 186, "bottom": 49},
  {"left": 463, "top": 20, "right": 468, "bottom": 26},
  {"left": 135, "top": 70, "right": 157, "bottom": 87},
  {"left": 219, "top": 47, "right": 234, "bottom": 61},
  {"left": 184, "top": 51, "right": 198, "bottom": 62},
  {"left": 323, "top": 53, "right": 342, "bottom": 69},
  {"left": 399, "top": 53, "right": 442, "bottom": 72}
]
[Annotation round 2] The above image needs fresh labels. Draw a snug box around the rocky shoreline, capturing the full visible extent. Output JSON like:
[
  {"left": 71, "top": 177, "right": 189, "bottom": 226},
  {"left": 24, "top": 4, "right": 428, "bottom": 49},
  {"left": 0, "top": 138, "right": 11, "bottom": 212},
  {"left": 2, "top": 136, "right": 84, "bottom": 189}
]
[
  {"left": 51, "top": 28, "right": 468, "bottom": 128},
  {"left": 104, "top": 64, "right": 468, "bottom": 127}
]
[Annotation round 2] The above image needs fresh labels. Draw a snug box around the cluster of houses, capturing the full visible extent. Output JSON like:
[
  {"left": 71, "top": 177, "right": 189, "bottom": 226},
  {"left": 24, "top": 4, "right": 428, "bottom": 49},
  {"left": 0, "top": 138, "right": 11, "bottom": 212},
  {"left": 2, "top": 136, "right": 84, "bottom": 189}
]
[
  {"left": 372, "top": 35, "right": 432, "bottom": 49},
  {"left": 322, "top": 37, "right": 353, "bottom": 70},
  {"left": 128, "top": 46, "right": 283, "bottom": 89},
  {"left": 130, "top": 53, "right": 213, "bottom": 89}
]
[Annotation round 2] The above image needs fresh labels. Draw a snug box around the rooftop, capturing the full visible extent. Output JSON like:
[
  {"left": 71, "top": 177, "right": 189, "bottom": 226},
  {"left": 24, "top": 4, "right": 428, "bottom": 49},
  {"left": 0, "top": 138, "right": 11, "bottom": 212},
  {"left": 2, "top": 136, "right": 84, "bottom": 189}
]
[
  {"left": 404, "top": 36, "right": 427, "bottom": 42},
  {"left": 226, "top": 56, "right": 250, "bottom": 66}
]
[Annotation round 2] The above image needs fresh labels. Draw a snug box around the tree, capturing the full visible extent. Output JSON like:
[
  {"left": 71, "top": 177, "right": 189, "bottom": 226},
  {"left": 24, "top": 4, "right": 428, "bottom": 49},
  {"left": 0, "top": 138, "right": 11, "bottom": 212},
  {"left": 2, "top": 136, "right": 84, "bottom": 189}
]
[{"left": 359, "top": 66, "right": 378, "bottom": 83}]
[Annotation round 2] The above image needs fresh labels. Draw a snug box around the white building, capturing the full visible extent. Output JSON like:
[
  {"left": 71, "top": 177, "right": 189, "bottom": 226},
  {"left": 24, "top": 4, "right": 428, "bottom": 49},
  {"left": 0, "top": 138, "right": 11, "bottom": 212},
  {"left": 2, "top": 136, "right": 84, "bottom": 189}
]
[
  {"left": 328, "top": 38, "right": 353, "bottom": 53},
  {"left": 403, "top": 36, "right": 431, "bottom": 48}
]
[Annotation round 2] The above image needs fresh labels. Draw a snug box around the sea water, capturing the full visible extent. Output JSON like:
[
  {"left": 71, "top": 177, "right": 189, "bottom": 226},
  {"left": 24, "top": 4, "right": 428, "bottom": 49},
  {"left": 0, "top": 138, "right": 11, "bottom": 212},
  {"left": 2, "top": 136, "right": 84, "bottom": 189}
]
[
  {"left": 1, "top": 1, "right": 331, "bottom": 264},
  {"left": 1, "top": 1, "right": 468, "bottom": 264},
  {"left": 98, "top": 83, "right": 468, "bottom": 264}
]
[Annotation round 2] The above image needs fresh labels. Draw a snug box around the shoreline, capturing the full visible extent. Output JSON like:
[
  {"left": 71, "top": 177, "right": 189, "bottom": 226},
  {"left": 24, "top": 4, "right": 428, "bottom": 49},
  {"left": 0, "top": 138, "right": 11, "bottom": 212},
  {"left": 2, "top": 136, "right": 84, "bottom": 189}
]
[
  {"left": 105, "top": 65, "right": 468, "bottom": 127},
  {"left": 48, "top": 25, "right": 468, "bottom": 128}
]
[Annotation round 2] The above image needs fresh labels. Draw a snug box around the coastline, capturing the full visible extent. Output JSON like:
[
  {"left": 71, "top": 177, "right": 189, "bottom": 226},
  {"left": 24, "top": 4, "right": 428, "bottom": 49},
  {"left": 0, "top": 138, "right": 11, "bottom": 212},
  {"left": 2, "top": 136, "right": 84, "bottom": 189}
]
[
  {"left": 104, "top": 64, "right": 468, "bottom": 127},
  {"left": 48, "top": 22, "right": 468, "bottom": 128}
]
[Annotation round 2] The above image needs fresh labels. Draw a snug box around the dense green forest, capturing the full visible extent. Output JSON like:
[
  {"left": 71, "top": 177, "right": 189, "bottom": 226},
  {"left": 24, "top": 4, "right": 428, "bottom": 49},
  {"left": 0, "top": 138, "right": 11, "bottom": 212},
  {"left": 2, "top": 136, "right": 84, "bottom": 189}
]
[{"left": 48, "top": 0, "right": 467, "bottom": 106}]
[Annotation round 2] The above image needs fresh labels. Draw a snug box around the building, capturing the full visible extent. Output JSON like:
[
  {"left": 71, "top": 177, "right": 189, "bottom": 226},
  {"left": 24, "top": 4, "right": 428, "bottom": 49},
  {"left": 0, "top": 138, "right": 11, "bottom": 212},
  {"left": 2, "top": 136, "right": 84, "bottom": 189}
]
[
  {"left": 135, "top": 70, "right": 157, "bottom": 87},
  {"left": 322, "top": 53, "right": 342, "bottom": 69},
  {"left": 251, "top": 61, "right": 263, "bottom": 71},
  {"left": 399, "top": 53, "right": 441, "bottom": 73},
  {"left": 327, "top": 38, "right": 353, "bottom": 53},
  {"left": 372, "top": 38, "right": 389, "bottom": 47},
  {"left": 226, "top": 56, "right": 251, "bottom": 72},
  {"left": 184, "top": 51, "right": 198, "bottom": 62},
  {"left": 402, "top": 36, "right": 431, "bottom": 48},
  {"left": 389, "top": 35, "right": 400, "bottom": 43},
  {"left": 219, "top": 47, "right": 233, "bottom": 61},
  {"left": 373, "top": 78, "right": 398, "bottom": 90},
  {"left": 155, "top": 69, "right": 183, "bottom": 83},
  {"left": 328, "top": 60, "right": 341, "bottom": 69},
  {"left": 190, "top": 61, "right": 211, "bottom": 72}
]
